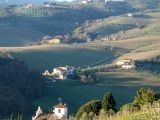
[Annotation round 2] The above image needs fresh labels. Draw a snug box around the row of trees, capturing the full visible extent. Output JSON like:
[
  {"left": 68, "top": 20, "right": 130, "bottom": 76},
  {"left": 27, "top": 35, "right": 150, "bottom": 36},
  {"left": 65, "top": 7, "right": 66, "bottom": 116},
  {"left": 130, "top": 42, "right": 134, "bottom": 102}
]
[{"left": 75, "top": 88, "right": 160, "bottom": 120}]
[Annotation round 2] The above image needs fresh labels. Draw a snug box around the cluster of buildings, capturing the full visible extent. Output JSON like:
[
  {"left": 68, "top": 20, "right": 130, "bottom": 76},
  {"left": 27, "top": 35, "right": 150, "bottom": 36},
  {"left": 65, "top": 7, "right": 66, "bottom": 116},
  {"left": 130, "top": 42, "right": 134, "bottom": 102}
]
[
  {"left": 116, "top": 59, "right": 135, "bottom": 70},
  {"left": 42, "top": 66, "right": 75, "bottom": 80},
  {"left": 32, "top": 100, "right": 68, "bottom": 120}
]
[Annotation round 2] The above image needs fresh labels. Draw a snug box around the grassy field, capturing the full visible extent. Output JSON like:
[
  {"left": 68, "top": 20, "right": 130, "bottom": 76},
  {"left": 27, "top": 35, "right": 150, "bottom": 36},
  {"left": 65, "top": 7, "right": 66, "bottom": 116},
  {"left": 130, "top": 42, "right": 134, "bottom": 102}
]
[
  {"left": 78, "top": 9, "right": 160, "bottom": 63},
  {"left": 0, "top": 25, "right": 44, "bottom": 46},
  {"left": 4, "top": 45, "right": 113, "bottom": 70},
  {"left": 85, "top": 35, "right": 160, "bottom": 63},
  {"left": 0, "top": 15, "right": 74, "bottom": 46},
  {"left": 73, "top": 9, "right": 160, "bottom": 41},
  {"left": 32, "top": 70, "right": 160, "bottom": 115}
]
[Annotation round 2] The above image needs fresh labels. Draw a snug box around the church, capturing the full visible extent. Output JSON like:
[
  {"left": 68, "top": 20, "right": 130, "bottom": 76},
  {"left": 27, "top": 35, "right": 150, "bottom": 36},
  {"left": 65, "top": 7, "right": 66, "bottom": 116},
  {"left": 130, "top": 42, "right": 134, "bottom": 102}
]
[
  {"left": 32, "top": 99, "right": 68, "bottom": 120},
  {"left": 53, "top": 102, "right": 68, "bottom": 119}
]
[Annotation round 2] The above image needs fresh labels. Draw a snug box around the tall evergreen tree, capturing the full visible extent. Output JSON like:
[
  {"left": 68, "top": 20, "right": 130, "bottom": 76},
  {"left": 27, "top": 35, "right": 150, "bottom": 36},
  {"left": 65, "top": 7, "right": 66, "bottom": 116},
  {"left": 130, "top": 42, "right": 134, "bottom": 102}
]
[{"left": 102, "top": 93, "right": 116, "bottom": 112}]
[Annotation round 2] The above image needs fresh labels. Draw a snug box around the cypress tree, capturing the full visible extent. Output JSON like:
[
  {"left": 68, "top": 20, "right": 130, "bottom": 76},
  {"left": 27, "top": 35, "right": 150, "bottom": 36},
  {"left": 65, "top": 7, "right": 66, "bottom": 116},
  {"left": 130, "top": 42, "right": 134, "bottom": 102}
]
[{"left": 102, "top": 92, "right": 116, "bottom": 112}]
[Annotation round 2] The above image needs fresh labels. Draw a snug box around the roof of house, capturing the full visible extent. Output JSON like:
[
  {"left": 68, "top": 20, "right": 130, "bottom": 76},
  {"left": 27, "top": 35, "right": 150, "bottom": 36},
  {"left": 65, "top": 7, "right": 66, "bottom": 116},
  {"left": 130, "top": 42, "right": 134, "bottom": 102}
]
[
  {"left": 121, "top": 59, "right": 133, "bottom": 61},
  {"left": 55, "top": 103, "right": 67, "bottom": 108}
]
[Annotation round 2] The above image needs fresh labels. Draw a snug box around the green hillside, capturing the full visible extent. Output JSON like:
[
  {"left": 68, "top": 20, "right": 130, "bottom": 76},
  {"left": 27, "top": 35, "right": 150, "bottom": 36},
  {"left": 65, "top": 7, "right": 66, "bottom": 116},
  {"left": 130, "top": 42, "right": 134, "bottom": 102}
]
[
  {"left": 0, "top": 57, "right": 44, "bottom": 117},
  {"left": 0, "top": 1, "right": 160, "bottom": 46},
  {"left": 1, "top": 1, "right": 160, "bottom": 119},
  {"left": 3, "top": 45, "right": 113, "bottom": 70},
  {"left": 0, "top": 2, "right": 137, "bottom": 46},
  {"left": 73, "top": 8, "right": 160, "bottom": 41}
]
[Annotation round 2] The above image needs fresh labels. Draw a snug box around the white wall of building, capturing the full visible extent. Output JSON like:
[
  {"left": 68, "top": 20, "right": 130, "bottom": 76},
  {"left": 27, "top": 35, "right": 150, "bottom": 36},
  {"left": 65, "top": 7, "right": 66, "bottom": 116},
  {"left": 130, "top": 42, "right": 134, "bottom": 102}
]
[{"left": 54, "top": 107, "right": 68, "bottom": 119}]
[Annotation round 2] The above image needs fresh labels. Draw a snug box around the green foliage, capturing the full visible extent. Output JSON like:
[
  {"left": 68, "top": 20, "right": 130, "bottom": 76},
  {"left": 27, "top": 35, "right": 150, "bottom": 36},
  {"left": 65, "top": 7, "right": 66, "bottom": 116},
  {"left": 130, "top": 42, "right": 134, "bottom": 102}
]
[
  {"left": 78, "top": 70, "right": 98, "bottom": 84},
  {"left": 0, "top": 3, "right": 140, "bottom": 45},
  {"left": 102, "top": 93, "right": 116, "bottom": 112},
  {"left": 76, "top": 100, "right": 102, "bottom": 119},
  {"left": 0, "top": 58, "right": 44, "bottom": 117},
  {"left": 154, "top": 92, "right": 160, "bottom": 101},
  {"left": 76, "top": 92, "right": 117, "bottom": 119},
  {"left": 120, "top": 103, "right": 140, "bottom": 113},
  {"left": 9, "top": 113, "right": 23, "bottom": 120},
  {"left": 133, "top": 88, "right": 156, "bottom": 107},
  {"left": 120, "top": 88, "right": 160, "bottom": 115}
]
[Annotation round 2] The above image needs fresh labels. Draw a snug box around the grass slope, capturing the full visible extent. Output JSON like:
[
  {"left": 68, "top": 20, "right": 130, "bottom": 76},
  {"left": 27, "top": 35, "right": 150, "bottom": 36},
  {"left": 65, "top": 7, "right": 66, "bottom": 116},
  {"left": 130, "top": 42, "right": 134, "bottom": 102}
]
[
  {"left": 0, "top": 45, "right": 113, "bottom": 70},
  {"left": 73, "top": 9, "right": 160, "bottom": 41},
  {"left": 33, "top": 70, "right": 160, "bottom": 114}
]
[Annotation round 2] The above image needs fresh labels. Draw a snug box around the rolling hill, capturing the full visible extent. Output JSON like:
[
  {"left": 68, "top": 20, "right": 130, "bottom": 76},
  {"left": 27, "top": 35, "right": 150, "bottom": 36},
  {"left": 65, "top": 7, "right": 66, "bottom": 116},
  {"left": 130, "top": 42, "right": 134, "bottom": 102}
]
[
  {"left": 0, "top": 45, "right": 114, "bottom": 70},
  {"left": 0, "top": 0, "right": 142, "bottom": 46},
  {"left": 0, "top": 1, "right": 160, "bottom": 118}
]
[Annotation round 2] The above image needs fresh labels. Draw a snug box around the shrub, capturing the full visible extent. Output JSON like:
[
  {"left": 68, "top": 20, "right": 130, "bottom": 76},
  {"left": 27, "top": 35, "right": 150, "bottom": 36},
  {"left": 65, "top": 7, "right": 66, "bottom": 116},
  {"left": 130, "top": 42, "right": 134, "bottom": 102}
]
[
  {"left": 120, "top": 103, "right": 140, "bottom": 113},
  {"left": 76, "top": 100, "right": 102, "bottom": 119},
  {"left": 154, "top": 92, "right": 160, "bottom": 101},
  {"left": 133, "top": 88, "right": 156, "bottom": 107}
]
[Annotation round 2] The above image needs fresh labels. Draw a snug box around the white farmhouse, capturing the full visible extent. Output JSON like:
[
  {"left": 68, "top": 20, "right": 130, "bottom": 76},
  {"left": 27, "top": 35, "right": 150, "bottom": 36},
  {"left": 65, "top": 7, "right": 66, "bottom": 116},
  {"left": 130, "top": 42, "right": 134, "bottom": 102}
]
[
  {"left": 116, "top": 59, "right": 135, "bottom": 69},
  {"left": 53, "top": 67, "right": 68, "bottom": 80},
  {"left": 53, "top": 103, "right": 68, "bottom": 119},
  {"left": 116, "top": 59, "right": 133, "bottom": 66},
  {"left": 127, "top": 13, "right": 133, "bottom": 17},
  {"left": 122, "top": 63, "right": 135, "bottom": 70},
  {"left": 48, "top": 39, "right": 61, "bottom": 45},
  {"left": 42, "top": 66, "right": 75, "bottom": 80}
]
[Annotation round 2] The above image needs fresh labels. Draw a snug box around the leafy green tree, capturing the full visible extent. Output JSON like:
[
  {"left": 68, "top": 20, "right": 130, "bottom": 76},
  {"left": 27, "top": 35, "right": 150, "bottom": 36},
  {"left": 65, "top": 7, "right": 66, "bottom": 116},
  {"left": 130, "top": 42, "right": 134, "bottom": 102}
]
[
  {"left": 0, "top": 58, "right": 44, "bottom": 117},
  {"left": 102, "top": 93, "right": 116, "bottom": 112},
  {"left": 133, "top": 88, "right": 156, "bottom": 106},
  {"left": 76, "top": 100, "right": 102, "bottom": 119}
]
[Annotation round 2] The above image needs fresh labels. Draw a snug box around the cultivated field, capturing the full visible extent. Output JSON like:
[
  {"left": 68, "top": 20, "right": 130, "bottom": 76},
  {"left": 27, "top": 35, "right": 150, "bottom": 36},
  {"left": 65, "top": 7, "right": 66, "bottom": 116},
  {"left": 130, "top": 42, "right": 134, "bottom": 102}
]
[{"left": 0, "top": 45, "right": 113, "bottom": 70}]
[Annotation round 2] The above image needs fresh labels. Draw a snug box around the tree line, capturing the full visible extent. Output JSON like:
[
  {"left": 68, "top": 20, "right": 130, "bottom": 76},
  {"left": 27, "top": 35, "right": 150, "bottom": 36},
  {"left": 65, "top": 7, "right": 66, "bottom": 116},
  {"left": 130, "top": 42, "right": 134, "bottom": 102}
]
[
  {"left": 0, "top": 57, "right": 44, "bottom": 118},
  {"left": 74, "top": 88, "right": 160, "bottom": 120}
]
